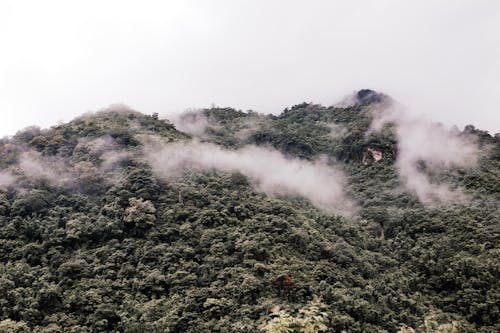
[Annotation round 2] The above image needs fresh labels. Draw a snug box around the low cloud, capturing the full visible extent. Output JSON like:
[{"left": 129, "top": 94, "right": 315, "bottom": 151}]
[
  {"left": 11, "top": 136, "right": 135, "bottom": 190},
  {"left": 75, "top": 135, "right": 117, "bottom": 157},
  {"left": 370, "top": 103, "right": 478, "bottom": 205},
  {"left": 143, "top": 140, "right": 356, "bottom": 216},
  {"left": 235, "top": 117, "right": 267, "bottom": 141},
  {"left": 320, "top": 122, "right": 348, "bottom": 139},
  {"left": 76, "top": 135, "right": 136, "bottom": 172},
  {"left": 18, "top": 150, "right": 73, "bottom": 186},
  {"left": 170, "top": 109, "right": 220, "bottom": 138},
  {"left": 0, "top": 171, "right": 16, "bottom": 188}
]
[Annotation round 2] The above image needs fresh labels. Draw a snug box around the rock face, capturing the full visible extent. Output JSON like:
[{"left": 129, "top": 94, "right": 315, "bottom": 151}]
[
  {"left": 368, "top": 147, "right": 383, "bottom": 161},
  {"left": 335, "top": 89, "right": 391, "bottom": 107},
  {"left": 363, "top": 147, "right": 383, "bottom": 163},
  {"left": 356, "top": 89, "right": 389, "bottom": 105}
]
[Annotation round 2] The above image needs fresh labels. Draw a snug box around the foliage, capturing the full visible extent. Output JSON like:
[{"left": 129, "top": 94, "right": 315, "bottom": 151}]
[
  {"left": 0, "top": 319, "right": 30, "bottom": 333},
  {"left": 260, "top": 300, "right": 328, "bottom": 333},
  {"left": 0, "top": 106, "right": 498, "bottom": 332},
  {"left": 397, "top": 311, "right": 466, "bottom": 333}
]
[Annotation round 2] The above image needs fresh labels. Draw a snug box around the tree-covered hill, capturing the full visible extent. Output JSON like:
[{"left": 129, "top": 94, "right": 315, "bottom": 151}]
[{"left": 0, "top": 93, "right": 498, "bottom": 332}]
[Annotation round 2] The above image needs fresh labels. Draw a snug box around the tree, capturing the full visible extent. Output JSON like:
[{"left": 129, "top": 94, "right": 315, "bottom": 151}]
[
  {"left": 0, "top": 319, "right": 30, "bottom": 333},
  {"left": 123, "top": 197, "right": 156, "bottom": 228},
  {"left": 260, "top": 300, "right": 328, "bottom": 333}
]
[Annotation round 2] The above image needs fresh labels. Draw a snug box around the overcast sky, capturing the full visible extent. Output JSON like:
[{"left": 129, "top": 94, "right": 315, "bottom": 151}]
[{"left": 1, "top": 0, "right": 499, "bottom": 136}]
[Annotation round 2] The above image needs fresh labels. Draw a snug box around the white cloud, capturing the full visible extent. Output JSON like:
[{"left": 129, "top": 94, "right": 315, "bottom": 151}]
[
  {"left": 370, "top": 103, "right": 479, "bottom": 204},
  {"left": 0, "top": 171, "right": 16, "bottom": 188},
  {"left": 144, "top": 140, "right": 356, "bottom": 216}
]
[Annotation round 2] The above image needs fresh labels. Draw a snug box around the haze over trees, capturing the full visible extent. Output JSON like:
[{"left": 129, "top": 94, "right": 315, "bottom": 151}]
[{"left": 0, "top": 91, "right": 498, "bottom": 332}]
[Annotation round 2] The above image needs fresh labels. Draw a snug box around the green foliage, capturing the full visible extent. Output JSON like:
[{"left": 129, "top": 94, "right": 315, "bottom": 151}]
[
  {"left": 0, "top": 106, "right": 498, "bottom": 332},
  {"left": 0, "top": 319, "right": 30, "bottom": 333},
  {"left": 260, "top": 301, "right": 328, "bottom": 333},
  {"left": 397, "top": 311, "right": 468, "bottom": 333}
]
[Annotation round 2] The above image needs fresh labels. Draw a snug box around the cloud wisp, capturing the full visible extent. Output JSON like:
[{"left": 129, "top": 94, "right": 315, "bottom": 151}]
[
  {"left": 144, "top": 140, "right": 356, "bottom": 216},
  {"left": 370, "top": 104, "right": 479, "bottom": 205},
  {"left": 0, "top": 171, "right": 16, "bottom": 188},
  {"left": 17, "top": 150, "right": 74, "bottom": 186},
  {"left": 170, "top": 110, "right": 220, "bottom": 139},
  {"left": 1, "top": 134, "right": 137, "bottom": 192}
]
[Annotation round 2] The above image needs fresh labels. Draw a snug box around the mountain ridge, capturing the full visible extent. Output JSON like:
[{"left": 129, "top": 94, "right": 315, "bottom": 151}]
[{"left": 0, "top": 92, "right": 498, "bottom": 332}]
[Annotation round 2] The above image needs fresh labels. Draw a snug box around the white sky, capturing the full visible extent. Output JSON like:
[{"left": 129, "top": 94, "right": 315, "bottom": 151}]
[{"left": 1, "top": 0, "right": 499, "bottom": 136}]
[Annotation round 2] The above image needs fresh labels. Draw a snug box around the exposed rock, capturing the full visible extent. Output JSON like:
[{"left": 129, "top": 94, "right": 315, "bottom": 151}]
[
  {"left": 362, "top": 147, "right": 383, "bottom": 163},
  {"left": 368, "top": 147, "right": 383, "bottom": 161},
  {"left": 356, "top": 89, "right": 387, "bottom": 104},
  {"left": 335, "top": 89, "right": 391, "bottom": 107}
]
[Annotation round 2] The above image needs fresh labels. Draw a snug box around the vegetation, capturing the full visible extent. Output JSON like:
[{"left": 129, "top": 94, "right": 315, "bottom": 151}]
[{"left": 0, "top": 98, "right": 498, "bottom": 332}]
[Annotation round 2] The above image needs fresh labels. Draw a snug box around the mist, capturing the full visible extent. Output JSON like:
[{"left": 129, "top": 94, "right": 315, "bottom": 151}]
[
  {"left": 322, "top": 122, "right": 348, "bottom": 140},
  {"left": 170, "top": 110, "right": 221, "bottom": 139},
  {"left": 75, "top": 135, "right": 117, "bottom": 157},
  {"left": 170, "top": 108, "right": 268, "bottom": 143},
  {"left": 370, "top": 104, "right": 479, "bottom": 204},
  {"left": 18, "top": 150, "right": 74, "bottom": 186},
  {"left": 0, "top": 171, "right": 16, "bottom": 188},
  {"left": 0, "top": 134, "right": 137, "bottom": 191},
  {"left": 143, "top": 140, "right": 356, "bottom": 216},
  {"left": 75, "top": 135, "right": 136, "bottom": 172}
]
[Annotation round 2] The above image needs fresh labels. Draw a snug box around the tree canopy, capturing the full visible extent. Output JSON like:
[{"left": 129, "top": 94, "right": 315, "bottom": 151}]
[{"left": 0, "top": 100, "right": 498, "bottom": 332}]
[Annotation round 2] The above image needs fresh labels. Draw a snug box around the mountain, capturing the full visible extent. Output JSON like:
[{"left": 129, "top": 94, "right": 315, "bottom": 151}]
[{"left": 0, "top": 92, "right": 498, "bottom": 332}]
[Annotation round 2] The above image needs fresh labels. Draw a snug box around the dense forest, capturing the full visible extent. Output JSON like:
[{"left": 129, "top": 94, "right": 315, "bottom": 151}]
[{"left": 0, "top": 90, "right": 498, "bottom": 332}]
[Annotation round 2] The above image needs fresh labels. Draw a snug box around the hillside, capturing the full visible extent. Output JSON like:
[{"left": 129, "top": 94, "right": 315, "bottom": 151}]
[{"left": 0, "top": 92, "right": 498, "bottom": 332}]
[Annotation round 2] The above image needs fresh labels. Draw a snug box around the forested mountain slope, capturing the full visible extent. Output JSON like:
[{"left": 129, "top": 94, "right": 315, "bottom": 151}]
[{"left": 0, "top": 91, "right": 498, "bottom": 332}]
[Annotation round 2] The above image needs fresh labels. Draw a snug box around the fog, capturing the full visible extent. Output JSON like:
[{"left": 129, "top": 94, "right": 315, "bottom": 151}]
[
  {"left": 170, "top": 110, "right": 220, "bottom": 139},
  {"left": 75, "top": 135, "right": 117, "bottom": 157},
  {"left": 163, "top": 110, "right": 356, "bottom": 214},
  {"left": 18, "top": 150, "right": 73, "bottom": 186},
  {"left": 370, "top": 103, "right": 479, "bottom": 204},
  {"left": 144, "top": 140, "right": 356, "bottom": 216},
  {"left": 0, "top": 171, "right": 16, "bottom": 188},
  {"left": 0, "top": 134, "right": 136, "bottom": 191},
  {"left": 1, "top": 1, "right": 498, "bottom": 136}
]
